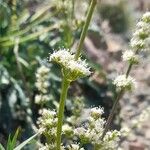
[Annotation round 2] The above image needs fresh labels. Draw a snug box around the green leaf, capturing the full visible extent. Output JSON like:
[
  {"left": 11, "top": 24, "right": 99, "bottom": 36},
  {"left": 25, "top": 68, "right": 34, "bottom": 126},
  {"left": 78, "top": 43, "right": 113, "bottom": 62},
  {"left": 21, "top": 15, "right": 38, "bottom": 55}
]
[
  {"left": 18, "top": 57, "right": 29, "bottom": 68},
  {"left": 6, "top": 128, "right": 20, "bottom": 150},
  {"left": 14, "top": 132, "right": 39, "bottom": 150},
  {"left": 11, "top": 128, "right": 20, "bottom": 149},
  {"left": 0, "top": 143, "right": 5, "bottom": 150},
  {"left": 6, "top": 135, "right": 12, "bottom": 150}
]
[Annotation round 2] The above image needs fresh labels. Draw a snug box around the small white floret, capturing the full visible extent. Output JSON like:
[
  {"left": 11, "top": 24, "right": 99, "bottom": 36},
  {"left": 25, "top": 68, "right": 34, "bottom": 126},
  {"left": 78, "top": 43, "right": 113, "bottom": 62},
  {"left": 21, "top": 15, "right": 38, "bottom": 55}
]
[
  {"left": 113, "top": 75, "right": 136, "bottom": 91},
  {"left": 122, "top": 50, "right": 139, "bottom": 63}
]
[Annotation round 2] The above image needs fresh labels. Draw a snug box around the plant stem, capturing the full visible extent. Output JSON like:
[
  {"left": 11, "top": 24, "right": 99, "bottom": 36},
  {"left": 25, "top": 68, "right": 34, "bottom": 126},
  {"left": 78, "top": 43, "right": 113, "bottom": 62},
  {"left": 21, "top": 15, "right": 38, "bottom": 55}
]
[
  {"left": 126, "top": 63, "right": 133, "bottom": 78},
  {"left": 13, "top": 38, "right": 31, "bottom": 99},
  {"left": 56, "top": 77, "right": 70, "bottom": 150},
  {"left": 101, "top": 90, "right": 124, "bottom": 140},
  {"left": 75, "top": 0, "right": 97, "bottom": 60},
  {"left": 2, "top": 24, "right": 60, "bottom": 47},
  {"left": 71, "top": 0, "right": 75, "bottom": 19},
  {"left": 101, "top": 62, "right": 133, "bottom": 140}
]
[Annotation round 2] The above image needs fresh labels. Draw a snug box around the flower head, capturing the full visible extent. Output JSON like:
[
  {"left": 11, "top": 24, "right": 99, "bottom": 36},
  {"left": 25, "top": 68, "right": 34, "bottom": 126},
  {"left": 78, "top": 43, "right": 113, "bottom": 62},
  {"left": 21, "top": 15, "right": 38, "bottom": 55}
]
[
  {"left": 130, "top": 12, "right": 150, "bottom": 51},
  {"left": 67, "top": 144, "right": 84, "bottom": 150},
  {"left": 122, "top": 50, "right": 139, "bottom": 64},
  {"left": 37, "top": 109, "right": 57, "bottom": 129},
  {"left": 90, "top": 107, "right": 104, "bottom": 120},
  {"left": 35, "top": 65, "right": 50, "bottom": 93},
  {"left": 49, "top": 49, "right": 74, "bottom": 67},
  {"left": 49, "top": 49, "right": 91, "bottom": 81},
  {"left": 35, "top": 94, "right": 49, "bottom": 104},
  {"left": 65, "top": 59, "right": 91, "bottom": 81},
  {"left": 130, "top": 38, "right": 145, "bottom": 50},
  {"left": 113, "top": 75, "right": 136, "bottom": 91},
  {"left": 62, "top": 124, "right": 73, "bottom": 136},
  {"left": 142, "top": 12, "right": 150, "bottom": 23}
]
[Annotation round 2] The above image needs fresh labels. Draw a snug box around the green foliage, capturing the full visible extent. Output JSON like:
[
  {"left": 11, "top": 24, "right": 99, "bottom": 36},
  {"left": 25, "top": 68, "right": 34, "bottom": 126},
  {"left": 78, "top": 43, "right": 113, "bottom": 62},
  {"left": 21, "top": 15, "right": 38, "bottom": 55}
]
[
  {"left": 14, "top": 132, "right": 39, "bottom": 150},
  {"left": 6, "top": 128, "right": 20, "bottom": 150},
  {"left": 0, "top": 0, "right": 138, "bottom": 149},
  {"left": 0, "top": 144, "right": 5, "bottom": 150}
]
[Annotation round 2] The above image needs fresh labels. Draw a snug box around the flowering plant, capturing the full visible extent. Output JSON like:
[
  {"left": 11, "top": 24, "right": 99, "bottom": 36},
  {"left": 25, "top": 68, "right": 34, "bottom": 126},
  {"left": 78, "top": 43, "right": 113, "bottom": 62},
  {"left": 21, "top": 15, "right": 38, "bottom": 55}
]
[{"left": 0, "top": 0, "right": 149, "bottom": 150}]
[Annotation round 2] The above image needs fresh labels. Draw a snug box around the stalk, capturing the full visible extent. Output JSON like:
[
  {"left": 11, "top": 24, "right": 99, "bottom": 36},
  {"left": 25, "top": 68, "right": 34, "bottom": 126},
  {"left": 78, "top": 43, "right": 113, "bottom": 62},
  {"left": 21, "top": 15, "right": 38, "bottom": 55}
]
[
  {"left": 2, "top": 24, "right": 59, "bottom": 47},
  {"left": 13, "top": 38, "right": 31, "bottom": 99},
  {"left": 101, "top": 62, "right": 133, "bottom": 140},
  {"left": 56, "top": 0, "right": 97, "bottom": 148},
  {"left": 56, "top": 77, "right": 70, "bottom": 150},
  {"left": 75, "top": 0, "right": 97, "bottom": 60}
]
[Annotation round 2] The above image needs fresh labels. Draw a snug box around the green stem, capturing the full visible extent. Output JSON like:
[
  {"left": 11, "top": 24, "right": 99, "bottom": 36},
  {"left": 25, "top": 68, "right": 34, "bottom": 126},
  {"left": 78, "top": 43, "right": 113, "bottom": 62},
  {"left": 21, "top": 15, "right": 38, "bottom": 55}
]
[
  {"left": 101, "top": 90, "right": 124, "bottom": 140},
  {"left": 101, "top": 62, "right": 133, "bottom": 140},
  {"left": 56, "top": 77, "right": 70, "bottom": 150},
  {"left": 126, "top": 63, "right": 133, "bottom": 78},
  {"left": 75, "top": 0, "right": 97, "bottom": 60},
  {"left": 13, "top": 38, "right": 31, "bottom": 99},
  {"left": 71, "top": 0, "right": 75, "bottom": 19},
  {"left": 1, "top": 24, "right": 60, "bottom": 47}
]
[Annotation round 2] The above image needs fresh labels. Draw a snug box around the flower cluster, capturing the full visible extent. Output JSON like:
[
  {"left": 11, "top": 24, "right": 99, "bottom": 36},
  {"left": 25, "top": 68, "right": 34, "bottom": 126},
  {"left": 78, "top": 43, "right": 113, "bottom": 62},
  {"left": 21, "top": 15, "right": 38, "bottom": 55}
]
[
  {"left": 39, "top": 143, "right": 65, "bottom": 150},
  {"left": 37, "top": 108, "right": 58, "bottom": 146},
  {"left": 35, "top": 65, "right": 50, "bottom": 104},
  {"left": 35, "top": 94, "right": 49, "bottom": 104},
  {"left": 37, "top": 108, "right": 82, "bottom": 149},
  {"left": 119, "top": 12, "right": 150, "bottom": 91},
  {"left": 74, "top": 107, "right": 121, "bottom": 150},
  {"left": 115, "top": 12, "right": 150, "bottom": 91},
  {"left": 37, "top": 107, "right": 124, "bottom": 150},
  {"left": 122, "top": 50, "right": 139, "bottom": 64},
  {"left": 35, "top": 65, "right": 50, "bottom": 93},
  {"left": 62, "top": 124, "right": 73, "bottom": 137},
  {"left": 49, "top": 49, "right": 91, "bottom": 81},
  {"left": 67, "top": 144, "right": 85, "bottom": 150},
  {"left": 113, "top": 75, "right": 136, "bottom": 91},
  {"left": 131, "top": 12, "right": 150, "bottom": 51}
]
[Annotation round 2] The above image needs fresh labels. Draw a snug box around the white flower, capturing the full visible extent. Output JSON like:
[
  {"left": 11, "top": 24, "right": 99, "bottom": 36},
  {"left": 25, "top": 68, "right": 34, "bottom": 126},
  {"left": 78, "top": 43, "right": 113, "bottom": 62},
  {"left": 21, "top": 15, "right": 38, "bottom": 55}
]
[
  {"left": 104, "top": 130, "right": 121, "bottom": 141},
  {"left": 39, "top": 144, "right": 49, "bottom": 150},
  {"left": 133, "top": 28, "right": 149, "bottom": 39},
  {"left": 39, "top": 109, "right": 56, "bottom": 118},
  {"left": 113, "top": 75, "right": 136, "bottom": 91},
  {"left": 130, "top": 38, "right": 145, "bottom": 50},
  {"left": 67, "top": 144, "right": 84, "bottom": 150},
  {"left": 122, "top": 50, "right": 139, "bottom": 63},
  {"left": 35, "top": 65, "right": 50, "bottom": 93},
  {"left": 142, "top": 12, "right": 150, "bottom": 23},
  {"left": 74, "top": 127, "right": 86, "bottom": 136},
  {"left": 137, "top": 21, "right": 148, "bottom": 28},
  {"left": 66, "top": 60, "right": 91, "bottom": 80},
  {"left": 37, "top": 109, "right": 57, "bottom": 134},
  {"left": 35, "top": 94, "right": 49, "bottom": 104},
  {"left": 130, "top": 12, "right": 150, "bottom": 51},
  {"left": 36, "top": 65, "right": 50, "bottom": 76},
  {"left": 62, "top": 124, "right": 73, "bottom": 136},
  {"left": 50, "top": 49, "right": 91, "bottom": 81},
  {"left": 90, "top": 107, "right": 104, "bottom": 120},
  {"left": 49, "top": 49, "right": 74, "bottom": 67},
  {"left": 35, "top": 81, "right": 49, "bottom": 93},
  {"left": 39, "top": 143, "right": 65, "bottom": 150}
]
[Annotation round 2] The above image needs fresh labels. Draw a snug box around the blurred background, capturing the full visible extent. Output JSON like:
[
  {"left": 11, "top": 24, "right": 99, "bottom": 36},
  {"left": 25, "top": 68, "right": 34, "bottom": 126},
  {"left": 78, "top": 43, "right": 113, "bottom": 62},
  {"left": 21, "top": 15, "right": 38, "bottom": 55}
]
[{"left": 0, "top": 0, "right": 150, "bottom": 149}]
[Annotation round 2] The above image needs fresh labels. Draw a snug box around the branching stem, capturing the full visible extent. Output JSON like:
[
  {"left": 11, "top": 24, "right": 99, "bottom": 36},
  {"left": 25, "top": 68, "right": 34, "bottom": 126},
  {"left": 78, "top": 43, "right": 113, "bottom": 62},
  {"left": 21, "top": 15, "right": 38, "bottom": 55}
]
[{"left": 101, "top": 62, "right": 133, "bottom": 140}]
